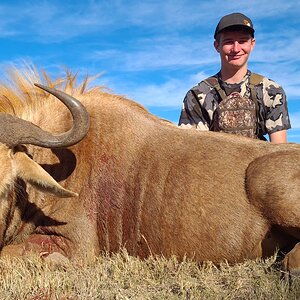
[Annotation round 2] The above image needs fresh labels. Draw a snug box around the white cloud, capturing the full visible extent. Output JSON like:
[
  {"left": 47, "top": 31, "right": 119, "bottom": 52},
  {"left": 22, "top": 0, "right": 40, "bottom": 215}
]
[
  {"left": 110, "top": 70, "right": 211, "bottom": 108},
  {"left": 190, "top": 71, "right": 210, "bottom": 84},
  {"left": 0, "top": 0, "right": 299, "bottom": 41},
  {"left": 112, "top": 78, "right": 188, "bottom": 107},
  {"left": 0, "top": 0, "right": 297, "bottom": 51},
  {"left": 290, "top": 111, "right": 300, "bottom": 129},
  {"left": 89, "top": 35, "right": 218, "bottom": 72}
]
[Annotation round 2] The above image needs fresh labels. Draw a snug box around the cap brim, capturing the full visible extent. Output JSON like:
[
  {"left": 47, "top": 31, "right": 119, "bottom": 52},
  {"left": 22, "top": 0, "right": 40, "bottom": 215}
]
[{"left": 214, "top": 25, "right": 254, "bottom": 38}]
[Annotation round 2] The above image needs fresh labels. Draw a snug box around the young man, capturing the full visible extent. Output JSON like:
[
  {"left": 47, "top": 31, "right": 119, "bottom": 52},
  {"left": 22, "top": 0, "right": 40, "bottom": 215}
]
[{"left": 178, "top": 12, "right": 291, "bottom": 143}]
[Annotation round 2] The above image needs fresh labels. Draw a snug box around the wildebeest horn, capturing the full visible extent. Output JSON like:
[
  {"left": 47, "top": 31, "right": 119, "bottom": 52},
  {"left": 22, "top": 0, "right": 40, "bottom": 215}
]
[{"left": 0, "top": 84, "right": 90, "bottom": 148}]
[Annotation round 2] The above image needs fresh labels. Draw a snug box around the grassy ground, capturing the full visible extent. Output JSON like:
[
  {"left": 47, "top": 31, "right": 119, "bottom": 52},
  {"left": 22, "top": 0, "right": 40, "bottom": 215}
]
[{"left": 0, "top": 250, "right": 299, "bottom": 300}]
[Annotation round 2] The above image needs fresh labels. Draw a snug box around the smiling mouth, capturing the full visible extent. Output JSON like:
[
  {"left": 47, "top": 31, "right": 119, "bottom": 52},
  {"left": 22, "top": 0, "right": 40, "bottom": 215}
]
[{"left": 228, "top": 54, "right": 243, "bottom": 60}]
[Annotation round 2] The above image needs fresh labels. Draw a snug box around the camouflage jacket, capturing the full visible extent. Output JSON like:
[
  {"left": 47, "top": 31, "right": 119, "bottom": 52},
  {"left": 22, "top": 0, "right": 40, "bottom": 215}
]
[{"left": 178, "top": 71, "right": 291, "bottom": 139}]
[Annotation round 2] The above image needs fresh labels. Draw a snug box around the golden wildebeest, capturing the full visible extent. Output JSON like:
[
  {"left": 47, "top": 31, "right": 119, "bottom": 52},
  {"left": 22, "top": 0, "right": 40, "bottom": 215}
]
[{"left": 0, "top": 65, "right": 299, "bottom": 276}]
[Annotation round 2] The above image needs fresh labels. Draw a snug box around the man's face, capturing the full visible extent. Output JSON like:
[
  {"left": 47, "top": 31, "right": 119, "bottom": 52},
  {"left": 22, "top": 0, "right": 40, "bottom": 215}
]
[{"left": 214, "top": 30, "right": 255, "bottom": 70}]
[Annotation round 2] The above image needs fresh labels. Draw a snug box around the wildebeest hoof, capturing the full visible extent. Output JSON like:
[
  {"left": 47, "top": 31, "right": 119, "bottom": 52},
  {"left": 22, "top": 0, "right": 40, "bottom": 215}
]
[{"left": 281, "top": 242, "right": 300, "bottom": 281}]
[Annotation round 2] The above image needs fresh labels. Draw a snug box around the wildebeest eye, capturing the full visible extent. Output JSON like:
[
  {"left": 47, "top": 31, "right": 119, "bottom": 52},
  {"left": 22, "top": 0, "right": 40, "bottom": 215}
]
[{"left": 12, "top": 145, "right": 32, "bottom": 159}]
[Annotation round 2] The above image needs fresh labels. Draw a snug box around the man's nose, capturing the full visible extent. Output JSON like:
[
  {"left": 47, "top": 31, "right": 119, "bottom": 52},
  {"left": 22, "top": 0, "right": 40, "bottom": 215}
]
[{"left": 232, "top": 41, "right": 241, "bottom": 52}]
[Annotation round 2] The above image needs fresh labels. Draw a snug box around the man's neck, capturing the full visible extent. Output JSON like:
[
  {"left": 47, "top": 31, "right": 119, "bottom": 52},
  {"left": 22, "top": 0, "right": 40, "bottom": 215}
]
[{"left": 219, "top": 65, "right": 248, "bottom": 84}]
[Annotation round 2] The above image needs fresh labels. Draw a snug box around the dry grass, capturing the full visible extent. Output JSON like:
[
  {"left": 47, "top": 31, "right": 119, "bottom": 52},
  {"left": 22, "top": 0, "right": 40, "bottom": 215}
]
[{"left": 0, "top": 250, "right": 299, "bottom": 300}]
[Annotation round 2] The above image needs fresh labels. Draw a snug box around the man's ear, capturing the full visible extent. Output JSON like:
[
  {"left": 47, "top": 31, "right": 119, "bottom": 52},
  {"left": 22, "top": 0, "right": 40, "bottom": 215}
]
[
  {"left": 251, "top": 37, "right": 256, "bottom": 50},
  {"left": 214, "top": 40, "right": 220, "bottom": 53}
]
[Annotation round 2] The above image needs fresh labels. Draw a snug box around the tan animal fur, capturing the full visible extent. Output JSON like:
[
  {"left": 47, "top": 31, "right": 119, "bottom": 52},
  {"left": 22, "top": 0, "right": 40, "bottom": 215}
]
[{"left": 0, "top": 64, "right": 299, "bottom": 276}]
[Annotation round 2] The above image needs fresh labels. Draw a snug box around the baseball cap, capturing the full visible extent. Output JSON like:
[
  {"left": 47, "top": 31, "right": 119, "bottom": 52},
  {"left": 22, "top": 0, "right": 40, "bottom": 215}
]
[{"left": 214, "top": 13, "right": 254, "bottom": 39}]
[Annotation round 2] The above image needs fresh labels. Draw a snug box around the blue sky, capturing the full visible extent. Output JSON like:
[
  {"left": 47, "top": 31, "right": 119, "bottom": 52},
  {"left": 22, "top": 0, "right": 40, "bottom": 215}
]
[{"left": 0, "top": 0, "right": 300, "bottom": 142}]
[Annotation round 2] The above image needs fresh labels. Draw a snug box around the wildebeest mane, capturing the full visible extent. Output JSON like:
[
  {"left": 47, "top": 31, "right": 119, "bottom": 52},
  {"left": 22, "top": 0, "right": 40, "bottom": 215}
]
[
  {"left": 0, "top": 64, "right": 100, "bottom": 118},
  {"left": 0, "top": 63, "right": 155, "bottom": 125}
]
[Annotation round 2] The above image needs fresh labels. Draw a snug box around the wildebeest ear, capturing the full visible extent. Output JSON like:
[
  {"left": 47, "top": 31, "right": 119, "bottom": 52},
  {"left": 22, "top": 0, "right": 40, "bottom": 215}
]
[{"left": 12, "top": 151, "right": 78, "bottom": 198}]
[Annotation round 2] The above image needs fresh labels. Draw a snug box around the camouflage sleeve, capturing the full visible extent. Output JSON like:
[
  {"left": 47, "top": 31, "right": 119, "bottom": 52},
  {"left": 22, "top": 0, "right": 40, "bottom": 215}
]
[
  {"left": 178, "top": 86, "right": 210, "bottom": 130},
  {"left": 262, "top": 78, "right": 291, "bottom": 134}
]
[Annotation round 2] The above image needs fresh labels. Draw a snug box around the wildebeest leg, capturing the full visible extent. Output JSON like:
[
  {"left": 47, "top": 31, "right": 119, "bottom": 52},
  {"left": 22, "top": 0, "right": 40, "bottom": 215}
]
[
  {"left": 282, "top": 242, "right": 300, "bottom": 280},
  {"left": 246, "top": 151, "right": 300, "bottom": 238},
  {"left": 246, "top": 151, "right": 300, "bottom": 275}
]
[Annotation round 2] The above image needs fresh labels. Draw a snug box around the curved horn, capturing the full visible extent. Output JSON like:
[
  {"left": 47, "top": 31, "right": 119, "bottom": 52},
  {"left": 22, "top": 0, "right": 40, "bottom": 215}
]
[{"left": 0, "top": 84, "right": 90, "bottom": 148}]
